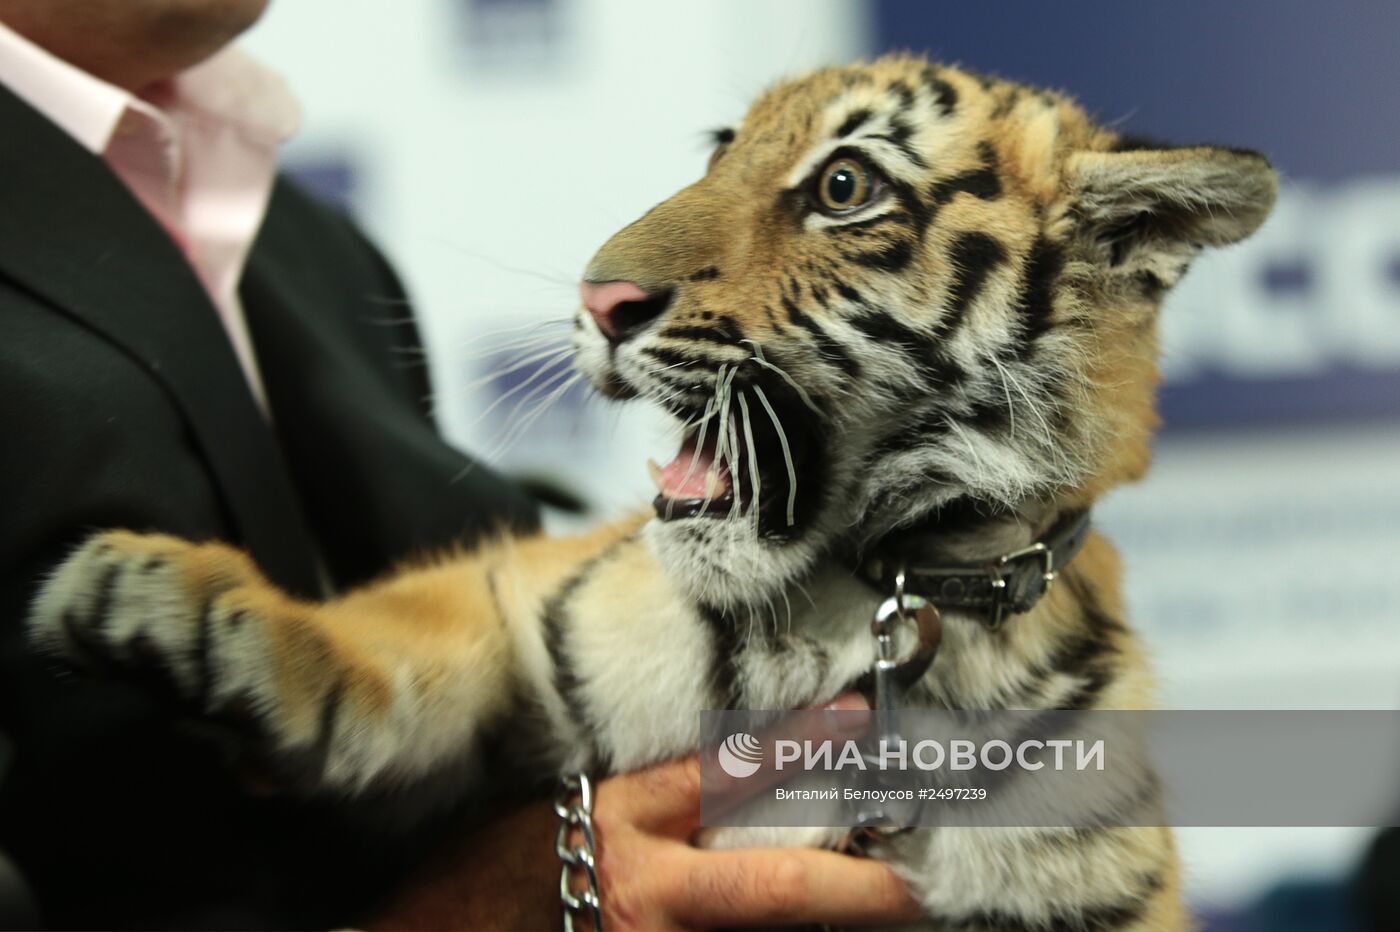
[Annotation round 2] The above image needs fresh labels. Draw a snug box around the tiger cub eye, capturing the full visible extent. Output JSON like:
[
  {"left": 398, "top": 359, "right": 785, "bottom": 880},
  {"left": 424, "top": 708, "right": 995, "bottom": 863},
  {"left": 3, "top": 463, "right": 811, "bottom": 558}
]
[{"left": 818, "top": 158, "right": 871, "bottom": 212}]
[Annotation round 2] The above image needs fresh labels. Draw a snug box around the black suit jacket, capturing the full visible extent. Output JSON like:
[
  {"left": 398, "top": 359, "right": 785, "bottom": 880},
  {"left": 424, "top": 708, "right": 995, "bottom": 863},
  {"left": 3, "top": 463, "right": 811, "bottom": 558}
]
[{"left": 0, "top": 85, "right": 539, "bottom": 929}]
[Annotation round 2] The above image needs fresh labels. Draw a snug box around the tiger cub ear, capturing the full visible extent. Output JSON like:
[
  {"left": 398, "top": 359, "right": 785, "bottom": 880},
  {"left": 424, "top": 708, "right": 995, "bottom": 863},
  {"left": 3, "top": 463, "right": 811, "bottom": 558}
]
[{"left": 1067, "top": 142, "right": 1278, "bottom": 293}]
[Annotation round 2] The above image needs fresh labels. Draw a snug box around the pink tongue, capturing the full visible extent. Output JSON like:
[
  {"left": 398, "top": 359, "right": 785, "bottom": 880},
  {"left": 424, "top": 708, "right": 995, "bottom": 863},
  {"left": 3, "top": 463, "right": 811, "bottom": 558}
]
[{"left": 660, "top": 433, "right": 732, "bottom": 498}]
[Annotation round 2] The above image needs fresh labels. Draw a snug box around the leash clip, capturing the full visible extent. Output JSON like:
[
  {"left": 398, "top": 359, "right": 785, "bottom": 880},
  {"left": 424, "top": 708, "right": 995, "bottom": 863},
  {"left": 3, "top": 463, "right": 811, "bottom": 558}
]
[{"left": 843, "top": 566, "right": 942, "bottom": 852}]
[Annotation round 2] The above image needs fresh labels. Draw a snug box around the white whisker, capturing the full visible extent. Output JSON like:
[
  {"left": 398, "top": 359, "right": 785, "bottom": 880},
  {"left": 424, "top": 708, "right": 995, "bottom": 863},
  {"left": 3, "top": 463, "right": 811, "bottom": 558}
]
[
  {"left": 712, "top": 366, "right": 736, "bottom": 476},
  {"left": 737, "top": 393, "right": 762, "bottom": 531},
  {"left": 988, "top": 354, "right": 1018, "bottom": 440},
  {"left": 477, "top": 365, "right": 578, "bottom": 458},
  {"left": 463, "top": 345, "right": 574, "bottom": 393},
  {"left": 492, "top": 372, "right": 584, "bottom": 454},
  {"left": 740, "top": 340, "right": 822, "bottom": 416},
  {"left": 725, "top": 416, "right": 742, "bottom": 522},
  {"left": 752, "top": 384, "right": 798, "bottom": 527},
  {"left": 466, "top": 351, "right": 574, "bottom": 427},
  {"left": 682, "top": 365, "right": 727, "bottom": 520}
]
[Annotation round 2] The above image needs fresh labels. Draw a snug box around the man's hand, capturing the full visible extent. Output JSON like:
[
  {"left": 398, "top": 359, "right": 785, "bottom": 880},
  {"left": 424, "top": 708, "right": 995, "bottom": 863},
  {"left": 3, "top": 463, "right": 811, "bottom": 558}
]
[
  {"left": 370, "top": 699, "right": 920, "bottom": 930},
  {"left": 586, "top": 755, "right": 920, "bottom": 930}
]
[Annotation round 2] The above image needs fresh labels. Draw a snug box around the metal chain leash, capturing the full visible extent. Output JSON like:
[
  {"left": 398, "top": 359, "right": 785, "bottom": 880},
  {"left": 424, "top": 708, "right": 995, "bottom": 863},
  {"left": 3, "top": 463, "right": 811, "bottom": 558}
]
[{"left": 554, "top": 773, "right": 604, "bottom": 932}]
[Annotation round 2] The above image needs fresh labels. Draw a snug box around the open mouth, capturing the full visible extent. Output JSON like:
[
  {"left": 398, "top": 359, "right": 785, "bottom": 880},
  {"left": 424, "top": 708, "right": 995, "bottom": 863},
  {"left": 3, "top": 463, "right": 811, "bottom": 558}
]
[{"left": 645, "top": 388, "right": 825, "bottom": 540}]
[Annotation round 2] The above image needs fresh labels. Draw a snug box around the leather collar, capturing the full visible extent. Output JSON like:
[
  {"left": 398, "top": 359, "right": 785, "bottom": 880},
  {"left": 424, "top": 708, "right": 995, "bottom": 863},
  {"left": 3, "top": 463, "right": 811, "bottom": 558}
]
[{"left": 860, "top": 509, "right": 1092, "bottom": 629}]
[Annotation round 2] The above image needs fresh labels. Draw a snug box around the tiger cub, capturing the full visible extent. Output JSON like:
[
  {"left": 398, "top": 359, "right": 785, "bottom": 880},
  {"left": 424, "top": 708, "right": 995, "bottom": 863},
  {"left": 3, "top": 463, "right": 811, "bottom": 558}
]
[{"left": 30, "top": 55, "right": 1275, "bottom": 929}]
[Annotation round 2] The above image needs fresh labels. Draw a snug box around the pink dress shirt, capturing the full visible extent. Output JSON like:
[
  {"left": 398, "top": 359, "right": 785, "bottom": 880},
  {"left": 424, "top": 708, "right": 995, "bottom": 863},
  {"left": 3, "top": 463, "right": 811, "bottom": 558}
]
[{"left": 0, "top": 21, "right": 301, "bottom": 411}]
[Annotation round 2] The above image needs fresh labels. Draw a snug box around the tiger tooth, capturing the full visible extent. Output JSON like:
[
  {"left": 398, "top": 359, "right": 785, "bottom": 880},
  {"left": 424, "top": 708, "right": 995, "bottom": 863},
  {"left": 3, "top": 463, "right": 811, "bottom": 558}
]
[{"left": 647, "top": 458, "right": 665, "bottom": 492}]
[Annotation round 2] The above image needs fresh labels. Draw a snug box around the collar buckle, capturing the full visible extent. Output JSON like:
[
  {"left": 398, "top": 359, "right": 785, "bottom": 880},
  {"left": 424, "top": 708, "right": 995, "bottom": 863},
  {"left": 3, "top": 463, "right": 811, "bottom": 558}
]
[
  {"left": 982, "top": 563, "right": 1011, "bottom": 630},
  {"left": 986, "top": 541, "right": 1056, "bottom": 629},
  {"left": 999, "top": 539, "right": 1055, "bottom": 582}
]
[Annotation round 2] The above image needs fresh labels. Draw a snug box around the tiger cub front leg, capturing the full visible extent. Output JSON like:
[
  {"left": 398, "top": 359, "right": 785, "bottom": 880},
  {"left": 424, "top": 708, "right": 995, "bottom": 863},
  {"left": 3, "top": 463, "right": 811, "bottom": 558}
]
[{"left": 29, "top": 530, "right": 517, "bottom": 794}]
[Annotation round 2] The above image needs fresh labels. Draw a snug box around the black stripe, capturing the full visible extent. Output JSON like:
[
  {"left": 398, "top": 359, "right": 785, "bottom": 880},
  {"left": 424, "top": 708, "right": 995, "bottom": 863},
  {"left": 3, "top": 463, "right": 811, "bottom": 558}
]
[
  {"left": 1012, "top": 236, "right": 1065, "bottom": 357},
  {"left": 540, "top": 537, "right": 633, "bottom": 767},
  {"left": 860, "top": 473, "right": 954, "bottom": 526},
  {"left": 87, "top": 560, "right": 121, "bottom": 631},
  {"left": 943, "top": 232, "right": 1008, "bottom": 330},
  {"left": 921, "top": 66, "right": 958, "bottom": 115},
  {"left": 688, "top": 265, "right": 722, "bottom": 281},
  {"left": 1110, "top": 133, "right": 1169, "bottom": 153},
  {"left": 60, "top": 561, "right": 122, "bottom": 670},
  {"left": 929, "top": 145, "right": 1003, "bottom": 207},
  {"left": 845, "top": 308, "right": 968, "bottom": 389},
  {"left": 641, "top": 345, "right": 702, "bottom": 370},
  {"left": 848, "top": 308, "right": 935, "bottom": 359},
  {"left": 991, "top": 86, "right": 1023, "bottom": 119},
  {"left": 869, "top": 114, "right": 928, "bottom": 169},
  {"left": 984, "top": 566, "right": 1126, "bottom": 710},
  {"left": 194, "top": 598, "right": 216, "bottom": 708},
  {"left": 830, "top": 280, "right": 863, "bottom": 304},
  {"left": 1048, "top": 635, "right": 1114, "bottom": 711},
  {"left": 646, "top": 369, "right": 711, "bottom": 394},
  {"left": 697, "top": 603, "right": 744, "bottom": 709},
  {"left": 249, "top": 671, "right": 345, "bottom": 791},
  {"left": 887, "top": 80, "right": 916, "bottom": 110},
  {"left": 780, "top": 296, "right": 861, "bottom": 377},
  {"left": 963, "top": 391, "right": 1012, "bottom": 433},
  {"left": 869, "top": 403, "right": 954, "bottom": 459},
  {"left": 834, "top": 108, "right": 872, "bottom": 138},
  {"left": 1056, "top": 571, "right": 1128, "bottom": 711},
  {"left": 886, "top": 178, "right": 935, "bottom": 238},
  {"left": 646, "top": 371, "right": 717, "bottom": 402},
  {"left": 660, "top": 323, "right": 741, "bottom": 346},
  {"left": 305, "top": 680, "right": 344, "bottom": 783},
  {"left": 847, "top": 238, "right": 914, "bottom": 272},
  {"left": 1135, "top": 269, "right": 1166, "bottom": 296}
]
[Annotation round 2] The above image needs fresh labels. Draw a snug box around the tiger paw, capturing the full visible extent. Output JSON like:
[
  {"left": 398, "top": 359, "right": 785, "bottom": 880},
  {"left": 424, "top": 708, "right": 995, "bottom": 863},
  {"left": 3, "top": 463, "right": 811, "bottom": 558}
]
[
  {"left": 28, "top": 531, "right": 381, "bottom": 792},
  {"left": 28, "top": 530, "right": 277, "bottom": 708}
]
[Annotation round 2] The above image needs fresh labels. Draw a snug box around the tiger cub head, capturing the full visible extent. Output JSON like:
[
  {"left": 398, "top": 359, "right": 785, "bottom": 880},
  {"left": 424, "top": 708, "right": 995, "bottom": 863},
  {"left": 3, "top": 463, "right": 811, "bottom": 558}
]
[{"left": 574, "top": 54, "right": 1276, "bottom": 609}]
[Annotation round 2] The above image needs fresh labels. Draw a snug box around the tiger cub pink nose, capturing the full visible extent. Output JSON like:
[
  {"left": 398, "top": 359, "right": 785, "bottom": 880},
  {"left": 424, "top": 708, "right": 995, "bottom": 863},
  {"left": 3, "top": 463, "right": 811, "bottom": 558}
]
[{"left": 579, "top": 280, "right": 672, "bottom": 344}]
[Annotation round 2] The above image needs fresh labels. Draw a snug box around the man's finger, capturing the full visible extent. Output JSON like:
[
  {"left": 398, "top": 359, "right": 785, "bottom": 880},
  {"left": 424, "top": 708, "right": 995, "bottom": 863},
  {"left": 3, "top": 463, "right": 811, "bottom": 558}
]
[
  {"left": 597, "top": 692, "right": 873, "bottom": 835},
  {"left": 702, "top": 692, "right": 873, "bottom": 819},
  {"left": 663, "top": 845, "right": 922, "bottom": 927},
  {"left": 598, "top": 756, "right": 704, "bottom": 834}
]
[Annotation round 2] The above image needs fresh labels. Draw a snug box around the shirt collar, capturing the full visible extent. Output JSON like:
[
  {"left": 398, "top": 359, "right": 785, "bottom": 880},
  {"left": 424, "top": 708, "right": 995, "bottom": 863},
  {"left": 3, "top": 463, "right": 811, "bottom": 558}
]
[
  {"left": 0, "top": 19, "right": 131, "bottom": 153},
  {"left": 0, "top": 20, "right": 299, "bottom": 157}
]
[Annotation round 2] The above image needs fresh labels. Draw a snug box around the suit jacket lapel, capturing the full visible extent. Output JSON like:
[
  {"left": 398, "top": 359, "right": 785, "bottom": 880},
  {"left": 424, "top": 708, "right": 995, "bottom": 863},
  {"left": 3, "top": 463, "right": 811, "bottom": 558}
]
[{"left": 0, "top": 85, "right": 322, "bottom": 596}]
